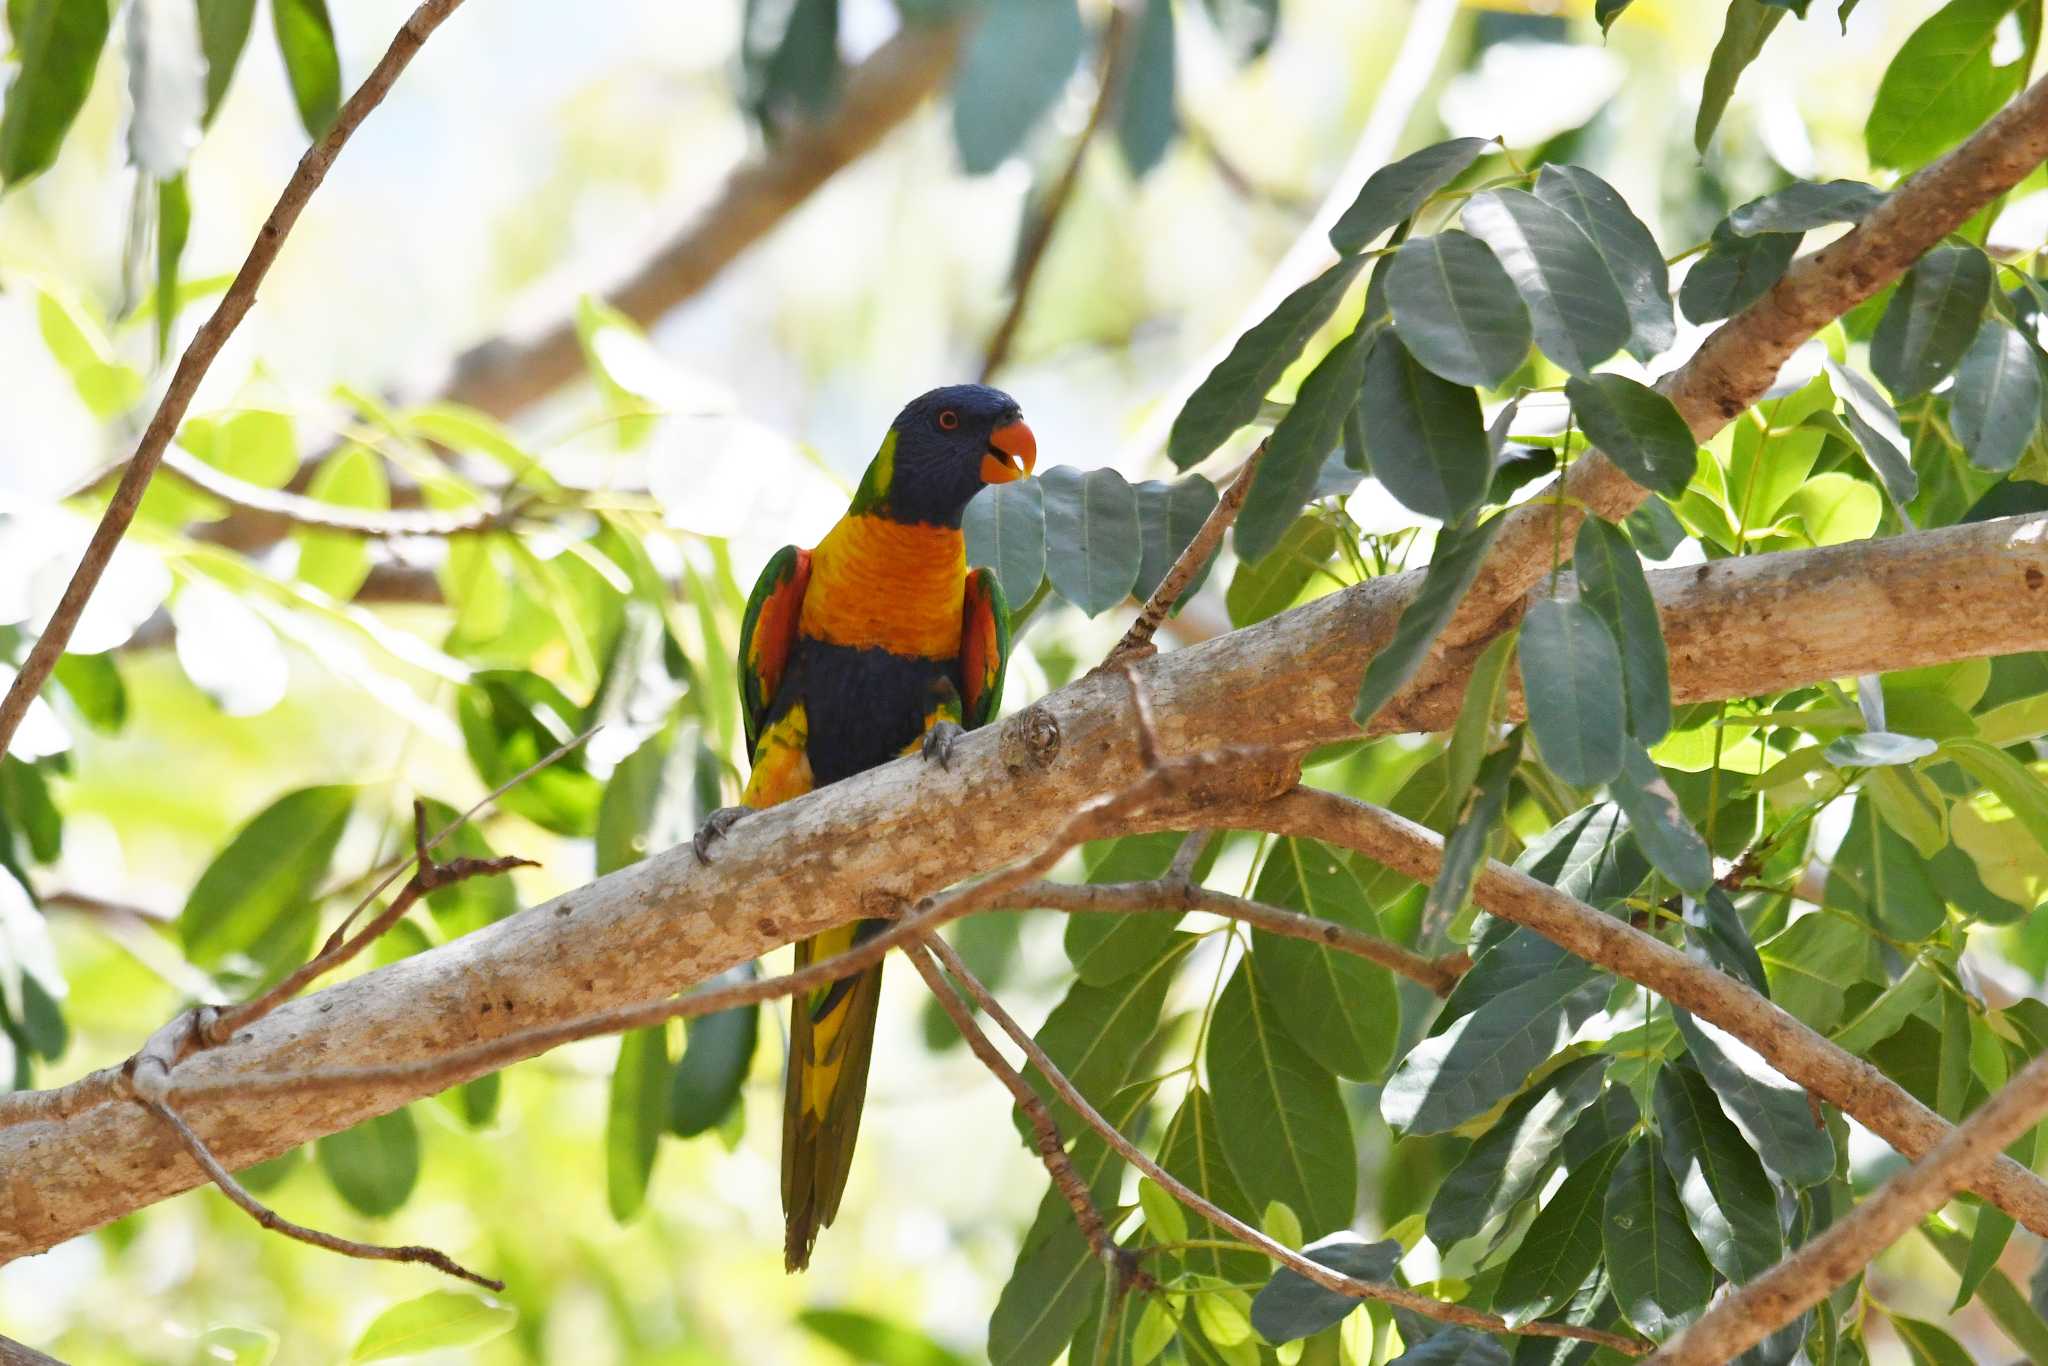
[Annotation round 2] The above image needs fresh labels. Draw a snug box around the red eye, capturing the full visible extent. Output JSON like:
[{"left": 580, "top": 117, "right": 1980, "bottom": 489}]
[{"left": 938, "top": 409, "right": 960, "bottom": 431}]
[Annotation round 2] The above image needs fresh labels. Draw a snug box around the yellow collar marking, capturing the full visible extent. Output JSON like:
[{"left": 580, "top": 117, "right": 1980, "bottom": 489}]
[{"left": 800, "top": 513, "right": 965, "bottom": 659}]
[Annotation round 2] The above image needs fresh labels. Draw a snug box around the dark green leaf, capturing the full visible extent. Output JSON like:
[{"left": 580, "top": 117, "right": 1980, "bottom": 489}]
[
  {"left": 1169, "top": 255, "right": 1366, "bottom": 468},
  {"left": 799, "top": 1308, "right": 970, "bottom": 1366},
  {"left": 1238, "top": 326, "right": 1377, "bottom": 561},
  {"left": 1519, "top": 598, "right": 1626, "bottom": 788},
  {"left": 1039, "top": 465, "right": 1141, "bottom": 615},
  {"left": 1352, "top": 516, "right": 1502, "bottom": 727},
  {"left": 1683, "top": 888, "right": 1768, "bottom": 996},
  {"left": 1824, "top": 797, "right": 1945, "bottom": 940},
  {"left": 1695, "top": 0, "right": 1787, "bottom": 153},
  {"left": 1573, "top": 518, "right": 1671, "bottom": 742},
  {"left": 743, "top": 0, "right": 840, "bottom": 126},
  {"left": 1065, "top": 833, "right": 1200, "bottom": 986},
  {"left": 198, "top": 0, "right": 258, "bottom": 123},
  {"left": 1426, "top": 1054, "right": 1608, "bottom": 1249},
  {"left": 1329, "top": 137, "right": 1491, "bottom": 255},
  {"left": 952, "top": 0, "right": 1083, "bottom": 173},
  {"left": 1115, "top": 0, "right": 1176, "bottom": 177},
  {"left": 1566, "top": 373, "right": 1697, "bottom": 501},
  {"left": 1428, "top": 738, "right": 1520, "bottom": 926},
  {"left": 1020, "top": 936, "right": 1190, "bottom": 1142},
  {"left": 1604, "top": 1137, "right": 1714, "bottom": 1339},
  {"left": 1382, "top": 965, "right": 1600, "bottom": 1134},
  {"left": 988, "top": 1186, "right": 1103, "bottom": 1366},
  {"left": 1515, "top": 802, "right": 1650, "bottom": 910},
  {"left": 1924, "top": 1215, "right": 2045, "bottom": 1350},
  {"left": 154, "top": 173, "right": 191, "bottom": 359},
  {"left": 271, "top": 0, "right": 340, "bottom": 139},
  {"left": 179, "top": 785, "right": 354, "bottom": 978},
  {"left": 1625, "top": 497, "right": 1688, "bottom": 560},
  {"left": 1359, "top": 333, "right": 1492, "bottom": 522},
  {"left": 606, "top": 1025, "right": 669, "bottom": 1221},
  {"left": 1460, "top": 188, "right": 1630, "bottom": 376},
  {"left": 1679, "top": 222, "right": 1799, "bottom": 325},
  {"left": 1595, "top": 0, "right": 1635, "bottom": 31},
  {"left": 1249, "top": 1236, "right": 1401, "bottom": 1342},
  {"left": 1728, "top": 180, "right": 1888, "bottom": 235},
  {"left": 1951, "top": 320, "right": 2043, "bottom": 472},
  {"left": 444, "top": 1072, "right": 499, "bottom": 1129},
  {"left": 1825, "top": 361, "right": 1918, "bottom": 504},
  {"left": 1674, "top": 1010, "right": 1835, "bottom": 1188},
  {"left": 52, "top": 653, "right": 125, "bottom": 732},
  {"left": 1866, "top": 0, "right": 2034, "bottom": 171},
  {"left": 1758, "top": 914, "right": 1872, "bottom": 1033},
  {"left": 1495, "top": 1139, "right": 1628, "bottom": 1324},
  {"left": 317, "top": 1108, "right": 420, "bottom": 1217},
  {"left": 1955, "top": 1207, "right": 2017, "bottom": 1313},
  {"left": 1157, "top": 1087, "right": 1267, "bottom": 1285},
  {"left": 1610, "top": 747, "right": 1711, "bottom": 894},
  {"left": 0, "top": 0, "right": 112, "bottom": 184},
  {"left": 1227, "top": 516, "right": 1338, "bottom": 628},
  {"left": 1209, "top": 959, "right": 1357, "bottom": 1236},
  {"left": 669, "top": 965, "right": 759, "bottom": 1137},
  {"left": 1133, "top": 476, "right": 1220, "bottom": 608},
  {"left": 964, "top": 478, "right": 1047, "bottom": 605},
  {"left": 1386, "top": 231, "right": 1531, "bottom": 388},
  {"left": 1870, "top": 245, "right": 1994, "bottom": 400},
  {"left": 1391, "top": 1330, "right": 1509, "bottom": 1365},
  {"left": 1440, "top": 929, "right": 1578, "bottom": 1025},
  {"left": 1533, "top": 164, "right": 1674, "bottom": 363},
  {"left": 1888, "top": 1314, "right": 1977, "bottom": 1366},
  {"left": 456, "top": 672, "right": 602, "bottom": 837},
  {"left": 1654, "top": 1063, "right": 1784, "bottom": 1281},
  {"left": 1252, "top": 838, "right": 1399, "bottom": 1080}
]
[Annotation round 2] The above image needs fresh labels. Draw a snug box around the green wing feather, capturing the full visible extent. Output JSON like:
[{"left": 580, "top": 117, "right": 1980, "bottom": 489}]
[
  {"left": 737, "top": 544, "right": 810, "bottom": 755},
  {"left": 960, "top": 565, "right": 1012, "bottom": 731}
]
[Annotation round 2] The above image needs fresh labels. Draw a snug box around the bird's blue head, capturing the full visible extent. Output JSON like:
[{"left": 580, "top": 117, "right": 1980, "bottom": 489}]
[{"left": 855, "top": 384, "right": 1036, "bottom": 526}]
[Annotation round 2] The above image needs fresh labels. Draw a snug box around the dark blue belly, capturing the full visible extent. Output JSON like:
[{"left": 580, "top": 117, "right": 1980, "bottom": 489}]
[{"left": 768, "top": 638, "right": 960, "bottom": 786}]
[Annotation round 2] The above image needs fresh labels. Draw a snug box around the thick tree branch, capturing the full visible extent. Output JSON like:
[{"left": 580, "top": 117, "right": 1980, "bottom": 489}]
[
  {"left": 1650, "top": 1050, "right": 2048, "bottom": 1365},
  {"left": 1230, "top": 788, "right": 2048, "bottom": 1238},
  {"left": 0, "top": 0, "right": 474, "bottom": 764}
]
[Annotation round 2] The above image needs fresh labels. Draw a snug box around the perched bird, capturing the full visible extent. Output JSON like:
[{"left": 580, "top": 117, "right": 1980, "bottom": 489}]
[{"left": 693, "top": 383, "right": 1037, "bottom": 1271}]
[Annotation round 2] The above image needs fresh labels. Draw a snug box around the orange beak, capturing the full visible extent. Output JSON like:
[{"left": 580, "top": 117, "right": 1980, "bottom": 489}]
[{"left": 981, "top": 419, "right": 1037, "bottom": 484}]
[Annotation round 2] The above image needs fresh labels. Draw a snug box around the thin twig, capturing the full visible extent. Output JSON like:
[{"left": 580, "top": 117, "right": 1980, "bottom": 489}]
[
  {"left": 904, "top": 941, "right": 1146, "bottom": 1291},
  {"left": 142, "top": 1096, "right": 502, "bottom": 1290},
  {"left": 920, "top": 934, "right": 1646, "bottom": 1355},
  {"left": 979, "top": 3, "right": 1134, "bottom": 382},
  {"left": 0, "top": 0, "right": 473, "bottom": 764},
  {"left": 1103, "top": 448, "right": 1262, "bottom": 667},
  {"left": 1651, "top": 1049, "right": 2048, "bottom": 1365}
]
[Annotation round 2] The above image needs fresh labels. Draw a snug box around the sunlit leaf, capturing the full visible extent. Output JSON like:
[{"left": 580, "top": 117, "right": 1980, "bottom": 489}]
[
  {"left": 605, "top": 1024, "right": 669, "bottom": 1222},
  {"left": 1951, "top": 320, "right": 2043, "bottom": 472},
  {"left": 798, "top": 1308, "right": 970, "bottom": 1366},
  {"left": 1382, "top": 963, "right": 1599, "bottom": 1134},
  {"left": 1673, "top": 1011, "right": 1835, "bottom": 1188},
  {"left": 1866, "top": 0, "right": 2035, "bottom": 171},
  {"left": 1534, "top": 163, "right": 1674, "bottom": 362},
  {"left": 351, "top": 1292, "right": 515, "bottom": 1362},
  {"left": 0, "top": 0, "right": 113, "bottom": 184},
  {"left": 1825, "top": 797, "right": 1946, "bottom": 940},
  {"left": 271, "top": 0, "right": 340, "bottom": 139},
  {"left": 294, "top": 446, "right": 390, "bottom": 600},
  {"left": 1695, "top": 0, "right": 1787, "bottom": 152},
  {"left": 179, "top": 785, "right": 354, "bottom": 977},
  {"left": 318, "top": 1108, "right": 420, "bottom": 1217},
  {"left": 1654, "top": 1062, "right": 1783, "bottom": 1281},
  {"left": 198, "top": 0, "right": 258, "bottom": 123},
  {"left": 1425, "top": 1054, "right": 1607, "bottom": 1249}
]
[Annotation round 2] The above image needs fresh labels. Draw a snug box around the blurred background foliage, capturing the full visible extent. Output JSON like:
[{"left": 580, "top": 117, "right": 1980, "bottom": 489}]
[{"left": 2, "top": 0, "right": 2047, "bottom": 1362}]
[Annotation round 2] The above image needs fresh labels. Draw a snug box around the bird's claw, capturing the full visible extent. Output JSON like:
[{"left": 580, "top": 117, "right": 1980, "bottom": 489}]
[
  {"left": 921, "top": 721, "right": 965, "bottom": 770},
  {"left": 692, "top": 805, "right": 749, "bottom": 864}
]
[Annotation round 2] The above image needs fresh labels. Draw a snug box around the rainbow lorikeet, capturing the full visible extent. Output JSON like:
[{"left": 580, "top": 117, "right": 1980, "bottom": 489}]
[{"left": 692, "top": 384, "right": 1038, "bottom": 1271}]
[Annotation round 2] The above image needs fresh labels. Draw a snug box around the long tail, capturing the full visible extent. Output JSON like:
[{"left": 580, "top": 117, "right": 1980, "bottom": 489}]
[{"left": 783, "top": 920, "right": 886, "bottom": 1271}]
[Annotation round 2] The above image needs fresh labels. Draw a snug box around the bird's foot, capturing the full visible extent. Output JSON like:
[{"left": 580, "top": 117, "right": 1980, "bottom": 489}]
[
  {"left": 921, "top": 721, "right": 965, "bottom": 770},
  {"left": 692, "top": 805, "right": 749, "bottom": 864}
]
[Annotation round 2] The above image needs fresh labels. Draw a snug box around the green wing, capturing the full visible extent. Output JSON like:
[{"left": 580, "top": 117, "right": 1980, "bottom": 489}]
[{"left": 737, "top": 545, "right": 811, "bottom": 756}]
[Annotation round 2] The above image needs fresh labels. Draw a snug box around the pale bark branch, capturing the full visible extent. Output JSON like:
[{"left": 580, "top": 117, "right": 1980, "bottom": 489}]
[
  {"left": 163, "top": 450, "right": 513, "bottom": 539},
  {"left": 1649, "top": 1049, "right": 2048, "bottom": 1365},
  {"left": 0, "top": 0, "right": 475, "bottom": 764}
]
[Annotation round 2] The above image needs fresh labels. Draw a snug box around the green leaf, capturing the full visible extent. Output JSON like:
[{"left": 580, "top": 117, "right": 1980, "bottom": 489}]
[
  {"left": 1941, "top": 736, "right": 2048, "bottom": 852},
  {"left": 1248, "top": 1237, "right": 1401, "bottom": 1342},
  {"left": 154, "top": 173, "right": 191, "bottom": 358},
  {"left": 798, "top": 1308, "right": 971, "bottom": 1366},
  {"left": 1427, "top": 738, "right": 1520, "bottom": 927},
  {"left": 1494, "top": 1138, "right": 1627, "bottom": 1324},
  {"left": 1825, "top": 361, "right": 1918, "bottom": 505},
  {"left": 1358, "top": 333, "right": 1492, "bottom": 522},
  {"left": 1870, "top": 245, "right": 1994, "bottom": 400},
  {"left": 1446, "top": 630, "right": 1517, "bottom": 801},
  {"left": 965, "top": 476, "right": 1047, "bottom": 605},
  {"left": 669, "top": 965, "right": 758, "bottom": 1138},
  {"left": 1133, "top": 475, "right": 1220, "bottom": 608},
  {"left": 1566, "top": 373, "right": 1697, "bottom": 502},
  {"left": 1425, "top": 1054, "right": 1607, "bottom": 1249},
  {"left": 1823, "top": 732, "right": 1937, "bottom": 767},
  {"left": 1519, "top": 598, "right": 1626, "bottom": 788},
  {"left": 1654, "top": 1063, "right": 1784, "bottom": 1281},
  {"left": 1679, "top": 221, "right": 1800, "bottom": 325},
  {"left": 1574, "top": 518, "right": 1671, "bottom": 743},
  {"left": 1238, "top": 326, "right": 1377, "bottom": 562},
  {"left": 1673, "top": 1010, "right": 1835, "bottom": 1188},
  {"left": 0, "top": 0, "right": 112, "bottom": 184},
  {"left": 1158, "top": 1086, "right": 1267, "bottom": 1286},
  {"left": 1595, "top": 0, "right": 1636, "bottom": 31},
  {"left": 52, "top": 653, "right": 125, "bottom": 733},
  {"left": 1352, "top": 516, "right": 1502, "bottom": 727},
  {"left": 1389, "top": 1330, "right": 1509, "bottom": 1365},
  {"left": 198, "top": 1325, "right": 278, "bottom": 1366},
  {"left": 1889, "top": 1314, "right": 1978, "bottom": 1366},
  {"left": 1951, "top": 320, "right": 2043, "bottom": 472},
  {"left": 294, "top": 446, "right": 389, "bottom": 600},
  {"left": 1515, "top": 802, "right": 1650, "bottom": 909},
  {"left": 37, "top": 292, "right": 143, "bottom": 420},
  {"left": 1226, "top": 517, "right": 1337, "bottom": 628},
  {"left": 1460, "top": 187, "right": 1630, "bottom": 376},
  {"left": 317, "top": 1108, "right": 420, "bottom": 1217},
  {"left": 951, "top": 0, "right": 1082, "bottom": 173},
  {"left": 1866, "top": 0, "right": 2033, "bottom": 171},
  {"left": 1683, "top": 888, "right": 1768, "bottom": 995},
  {"left": 596, "top": 723, "right": 712, "bottom": 878},
  {"left": 1382, "top": 964, "right": 1599, "bottom": 1134},
  {"left": 1610, "top": 747, "right": 1711, "bottom": 894},
  {"left": 1922, "top": 1216, "right": 2048, "bottom": 1354},
  {"left": 1825, "top": 797, "right": 1946, "bottom": 940},
  {"left": 1039, "top": 465, "right": 1142, "bottom": 616},
  {"left": 1603, "top": 1137, "right": 1714, "bottom": 1339},
  {"left": 180, "top": 409, "right": 299, "bottom": 487},
  {"left": 1020, "top": 937, "right": 1190, "bottom": 1142},
  {"left": 1251, "top": 838, "right": 1400, "bottom": 1081},
  {"left": 1065, "top": 833, "right": 1197, "bottom": 986},
  {"left": 1533, "top": 164, "right": 1674, "bottom": 363},
  {"left": 1209, "top": 959, "right": 1357, "bottom": 1236},
  {"left": 457, "top": 672, "right": 602, "bottom": 837},
  {"left": 1761, "top": 913, "right": 1873, "bottom": 1033},
  {"left": 351, "top": 1292, "right": 516, "bottom": 1362},
  {"left": 1168, "top": 255, "right": 1365, "bottom": 468},
  {"left": 1134, "top": 1175, "right": 1188, "bottom": 1247},
  {"left": 271, "top": 0, "right": 340, "bottom": 139},
  {"left": 1328, "top": 137, "right": 1491, "bottom": 255},
  {"left": 1115, "top": 0, "right": 1176, "bottom": 177},
  {"left": 1728, "top": 180, "right": 1888, "bottom": 235},
  {"left": 1386, "top": 231, "right": 1531, "bottom": 388},
  {"left": 179, "top": 785, "right": 354, "bottom": 977},
  {"left": 743, "top": 0, "right": 840, "bottom": 125},
  {"left": 198, "top": 0, "right": 258, "bottom": 123},
  {"left": 606, "top": 1025, "right": 669, "bottom": 1222},
  {"left": 1695, "top": 0, "right": 1787, "bottom": 153},
  {"left": 1785, "top": 471, "right": 1883, "bottom": 547}
]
